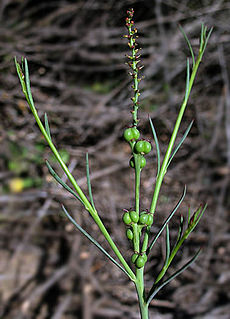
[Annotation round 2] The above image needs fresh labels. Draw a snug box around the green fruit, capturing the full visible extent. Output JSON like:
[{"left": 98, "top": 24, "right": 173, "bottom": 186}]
[
  {"left": 124, "top": 128, "right": 133, "bottom": 141},
  {"left": 135, "top": 140, "right": 145, "bottom": 154},
  {"left": 132, "top": 127, "right": 140, "bottom": 140},
  {"left": 143, "top": 141, "right": 152, "bottom": 154},
  {"left": 130, "top": 211, "right": 139, "bottom": 223},
  {"left": 126, "top": 229, "right": 134, "bottom": 240},
  {"left": 136, "top": 256, "right": 146, "bottom": 268},
  {"left": 123, "top": 212, "right": 132, "bottom": 225},
  {"left": 140, "top": 156, "right": 146, "bottom": 168},
  {"left": 129, "top": 156, "right": 146, "bottom": 169},
  {"left": 142, "top": 253, "right": 147, "bottom": 263},
  {"left": 135, "top": 140, "right": 152, "bottom": 154},
  {"left": 139, "top": 213, "right": 148, "bottom": 225},
  {"left": 146, "top": 214, "right": 153, "bottom": 226},
  {"left": 129, "top": 157, "right": 135, "bottom": 168},
  {"left": 124, "top": 127, "right": 140, "bottom": 142},
  {"left": 131, "top": 253, "right": 139, "bottom": 264}
]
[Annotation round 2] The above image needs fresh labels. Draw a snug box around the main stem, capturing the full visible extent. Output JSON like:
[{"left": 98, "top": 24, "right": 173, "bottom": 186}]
[
  {"left": 134, "top": 150, "right": 149, "bottom": 318},
  {"left": 135, "top": 268, "right": 148, "bottom": 319}
]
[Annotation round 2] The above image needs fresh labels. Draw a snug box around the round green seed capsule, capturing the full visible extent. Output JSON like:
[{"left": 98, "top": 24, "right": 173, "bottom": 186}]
[
  {"left": 135, "top": 140, "right": 145, "bottom": 154},
  {"left": 140, "top": 156, "right": 146, "bottom": 168},
  {"left": 129, "top": 157, "right": 135, "bottom": 168},
  {"left": 143, "top": 141, "right": 152, "bottom": 154},
  {"left": 139, "top": 213, "right": 149, "bottom": 225},
  {"left": 146, "top": 214, "right": 153, "bottom": 226},
  {"left": 123, "top": 212, "right": 132, "bottom": 225},
  {"left": 126, "top": 229, "right": 134, "bottom": 240},
  {"left": 123, "top": 128, "right": 133, "bottom": 142},
  {"left": 135, "top": 256, "right": 146, "bottom": 268},
  {"left": 131, "top": 253, "right": 139, "bottom": 264},
  {"left": 142, "top": 253, "right": 147, "bottom": 263},
  {"left": 124, "top": 127, "right": 140, "bottom": 142},
  {"left": 132, "top": 127, "right": 140, "bottom": 141},
  {"left": 130, "top": 210, "right": 139, "bottom": 223}
]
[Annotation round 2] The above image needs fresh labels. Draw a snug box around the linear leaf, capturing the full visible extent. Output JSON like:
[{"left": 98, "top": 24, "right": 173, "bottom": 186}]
[
  {"left": 147, "top": 186, "right": 186, "bottom": 255},
  {"left": 202, "top": 27, "right": 213, "bottom": 54},
  {"left": 170, "top": 216, "right": 184, "bottom": 257},
  {"left": 15, "top": 57, "right": 27, "bottom": 95},
  {"left": 61, "top": 205, "right": 130, "bottom": 278},
  {"left": 86, "top": 153, "right": 96, "bottom": 210},
  {"left": 46, "top": 160, "right": 83, "bottom": 204},
  {"left": 166, "top": 120, "right": 194, "bottom": 170},
  {"left": 147, "top": 249, "right": 201, "bottom": 305},
  {"left": 185, "top": 58, "right": 190, "bottom": 100},
  {"left": 149, "top": 116, "right": 161, "bottom": 177},
  {"left": 176, "top": 215, "right": 184, "bottom": 245},
  {"left": 188, "top": 204, "right": 207, "bottom": 234},
  {"left": 179, "top": 25, "right": 195, "bottom": 67},
  {"left": 44, "top": 113, "right": 52, "bottom": 141},
  {"left": 200, "top": 23, "right": 204, "bottom": 51},
  {"left": 165, "top": 225, "right": 170, "bottom": 266},
  {"left": 21, "top": 56, "right": 25, "bottom": 72},
  {"left": 24, "top": 58, "right": 35, "bottom": 110}
]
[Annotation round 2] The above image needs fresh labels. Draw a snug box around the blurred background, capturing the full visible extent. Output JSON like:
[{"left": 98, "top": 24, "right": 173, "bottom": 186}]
[{"left": 0, "top": 0, "right": 229, "bottom": 318}]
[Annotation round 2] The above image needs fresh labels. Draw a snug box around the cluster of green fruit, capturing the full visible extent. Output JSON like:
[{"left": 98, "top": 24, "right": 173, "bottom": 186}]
[
  {"left": 123, "top": 210, "right": 153, "bottom": 268},
  {"left": 123, "top": 127, "right": 151, "bottom": 169},
  {"left": 131, "top": 252, "right": 147, "bottom": 269},
  {"left": 123, "top": 210, "right": 153, "bottom": 227}
]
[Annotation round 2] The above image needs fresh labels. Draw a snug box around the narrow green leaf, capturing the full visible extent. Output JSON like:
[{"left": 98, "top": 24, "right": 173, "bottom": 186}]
[
  {"left": 188, "top": 204, "right": 207, "bottom": 234},
  {"left": 179, "top": 25, "right": 195, "bottom": 67},
  {"left": 204, "top": 26, "right": 208, "bottom": 38},
  {"left": 172, "top": 215, "right": 184, "bottom": 255},
  {"left": 166, "top": 120, "right": 194, "bottom": 169},
  {"left": 147, "top": 186, "right": 186, "bottom": 255},
  {"left": 61, "top": 205, "right": 130, "bottom": 278},
  {"left": 46, "top": 160, "right": 84, "bottom": 204},
  {"left": 147, "top": 249, "right": 201, "bottom": 305},
  {"left": 44, "top": 113, "right": 52, "bottom": 141},
  {"left": 21, "top": 56, "right": 25, "bottom": 72},
  {"left": 202, "top": 27, "right": 213, "bottom": 55},
  {"left": 185, "top": 58, "right": 190, "bottom": 100},
  {"left": 195, "top": 203, "right": 207, "bottom": 224},
  {"left": 24, "top": 58, "right": 35, "bottom": 110},
  {"left": 149, "top": 116, "right": 161, "bottom": 177},
  {"left": 15, "top": 57, "right": 27, "bottom": 95},
  {"left": 200, "top": 24, "right": 204, "bottom": 52},
  {"left": 165, "top": 225, "right": 170, "bottom": 266},
  {"left": 177, "top": 215, "right": 184, "bottom": 244},
  {"left": 86, "top": 153, "right": 96, "bottom": 211}
]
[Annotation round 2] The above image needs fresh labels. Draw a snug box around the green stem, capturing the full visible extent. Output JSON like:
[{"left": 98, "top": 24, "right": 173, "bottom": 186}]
[
  {"left": 133, "top": 154, "right": 141, "bottom": 253},
  {"left": 32, "top": 107, "right": 93, "bottom": 213},
  {"left": 24, "top": 97, "right": 136, "bottom": 282},
  {"left": 134, "top": 155, "right": 141, "bottom": 215},
  {"left": 154, "top": 220, "right": 198, "bottom": 284},
  {"left": 135, "top": 268, "right": 149, "bottom": 319},
  {"left": 141, "top": 54, "right": 203, "bottom": 254},
  {"left": 133, "top": 153, "right": 148, "bottom": 318},
  {"left": 94, "top": 217, "right": 136, "bottom": 281},
  {"left": 129, "top": 27, "right": 139, "bottom": 127},
  {"left": 150, "top": 54, "right": 202, "bottom": 216}
]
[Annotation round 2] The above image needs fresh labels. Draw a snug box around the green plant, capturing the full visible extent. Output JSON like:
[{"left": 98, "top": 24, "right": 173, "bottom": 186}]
[{"left": 15, "top": 8, "right": 212, "bottom": 319}]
